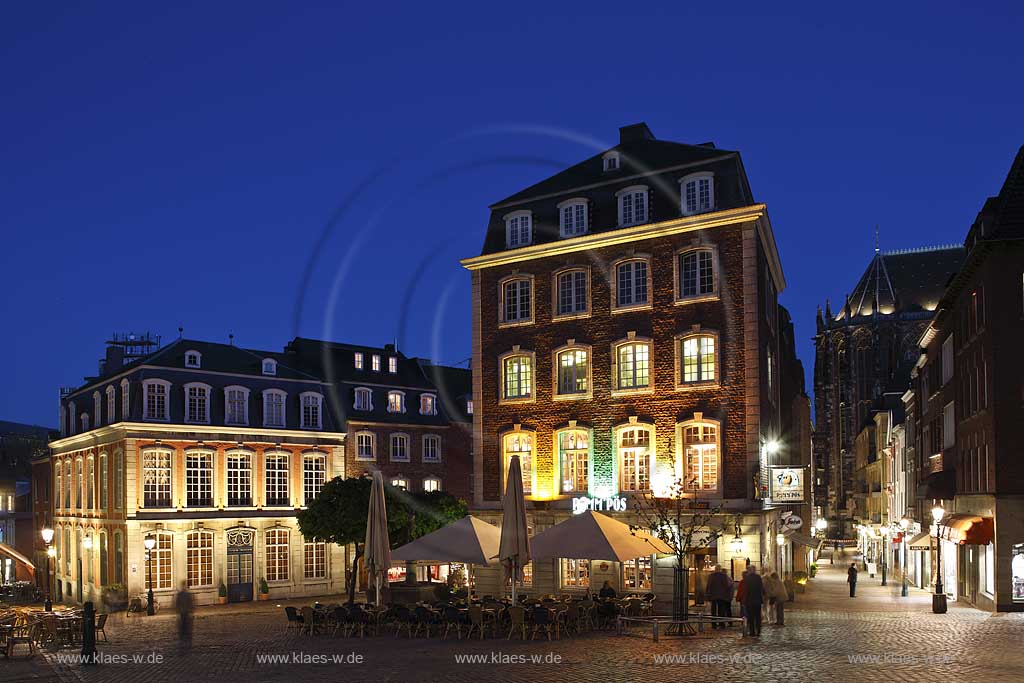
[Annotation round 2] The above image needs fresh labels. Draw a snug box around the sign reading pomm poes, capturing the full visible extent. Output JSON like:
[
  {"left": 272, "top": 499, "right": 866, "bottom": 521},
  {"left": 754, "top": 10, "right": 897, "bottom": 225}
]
[
  {"left": 769, "top": 467, "right": 805, "bottom": 502},
  {"left": 572, "top": 495, "right": 628, "bottom": 515}
]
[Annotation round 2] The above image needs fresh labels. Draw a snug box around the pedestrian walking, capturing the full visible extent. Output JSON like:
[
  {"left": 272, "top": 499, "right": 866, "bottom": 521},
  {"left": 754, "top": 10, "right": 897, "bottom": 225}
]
[
  {"left": 742, "top": 569, "right": 765, "bottom": 637},
  {"left": 706, "top": 565, "right": 734, "bottom": 629},
  {"left": 847, "top": 562, "right": 858, "bottom": 598},
  {"left": 175, "top": 581, "right": 195, "bottom": 654},
  {"left": 736, "top": 568, "right": 748, "bottom": 628},
  {"left": 765, "top": 572, "right": 787, "bottom": 626}
]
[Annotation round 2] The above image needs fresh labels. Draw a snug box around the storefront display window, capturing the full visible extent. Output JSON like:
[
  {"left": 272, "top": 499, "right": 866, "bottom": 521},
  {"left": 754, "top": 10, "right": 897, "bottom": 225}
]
[{"left": 1012, "top": 543, "right": 1024, "bottom": 602}]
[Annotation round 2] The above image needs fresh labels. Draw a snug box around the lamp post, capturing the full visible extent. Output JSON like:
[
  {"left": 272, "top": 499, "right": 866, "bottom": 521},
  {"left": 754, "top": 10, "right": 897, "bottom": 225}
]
[
  {"left": 815, "top": 518, "right": 827, "bottom": 565},
  {"left": 899, "top": 517, "right": 910, "bottom": 597},
  {"left": 82, "top": 534, "right": 93, "bottom": 600},
  {"left": 144, "top": 534, "right": 156, "bottom": 616},
  {"left": 776, "top": 532, "right": 786, "bottom": 574},
  {"left": 880, "top": 527, "right": 888, "bottom": 586},
  {"left": 931, "top": 505, "right": 946, "bottom": 614},
  {"left": 40, "top": 526, "right": 54, "bottom": 611}
]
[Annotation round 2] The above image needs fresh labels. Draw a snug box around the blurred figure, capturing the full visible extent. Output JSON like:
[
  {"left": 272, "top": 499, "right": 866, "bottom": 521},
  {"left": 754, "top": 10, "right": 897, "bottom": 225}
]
[
  {"left": 175, "top": 581, "right": 194, "bottom": 653},
  {"left": 848, "top": 562, "right": 858, "bottom": 597},
  {"left": 742, "top": 569, "right": 765, "bottom": 637},
  {"left": 706, "top": 565, "right": 734, "bottom": 630}
]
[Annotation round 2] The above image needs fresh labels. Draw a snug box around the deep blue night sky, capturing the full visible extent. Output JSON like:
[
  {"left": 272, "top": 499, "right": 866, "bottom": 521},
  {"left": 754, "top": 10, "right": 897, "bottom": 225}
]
[{"left": 2, "top": 2, "right": 1022, "bottom": 428}]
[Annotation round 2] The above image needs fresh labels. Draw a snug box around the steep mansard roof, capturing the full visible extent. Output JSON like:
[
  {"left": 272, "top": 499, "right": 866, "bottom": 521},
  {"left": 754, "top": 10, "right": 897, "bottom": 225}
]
[{"left": 837, "top": 245, "right": 965, "bottom": 320}]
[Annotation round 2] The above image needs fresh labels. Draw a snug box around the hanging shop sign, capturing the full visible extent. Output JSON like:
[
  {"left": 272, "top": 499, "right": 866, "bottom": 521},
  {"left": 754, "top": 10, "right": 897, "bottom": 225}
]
[
  {"left": 572, "top": 495, "right": 628, "bottom": 515},
  {"left": 781, "top": 514, "right": 803, "bottom": 530},
  {"left": 769, "top": 466, "right": 806, "bottom": 503}
]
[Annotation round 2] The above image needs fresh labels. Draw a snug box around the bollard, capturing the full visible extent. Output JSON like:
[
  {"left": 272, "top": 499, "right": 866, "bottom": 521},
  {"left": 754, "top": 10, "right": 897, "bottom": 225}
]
[{"left": 81, "top": 601, "right": 97, "bottom": 665}]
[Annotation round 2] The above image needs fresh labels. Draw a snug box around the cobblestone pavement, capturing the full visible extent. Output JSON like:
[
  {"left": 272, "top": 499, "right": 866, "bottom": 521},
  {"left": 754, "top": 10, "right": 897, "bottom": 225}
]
[{"left": 5, "top": 552, "right": 1022, "bottom": 683}]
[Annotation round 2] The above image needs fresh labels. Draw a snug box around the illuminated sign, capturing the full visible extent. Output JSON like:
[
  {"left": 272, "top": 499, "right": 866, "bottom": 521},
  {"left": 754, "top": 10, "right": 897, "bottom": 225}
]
[
  {"left": 769, "top": 467, "right": 805, "bottom": 502},
  {"left": 572, "top": 495, "right": 627, "bottom": 515}
]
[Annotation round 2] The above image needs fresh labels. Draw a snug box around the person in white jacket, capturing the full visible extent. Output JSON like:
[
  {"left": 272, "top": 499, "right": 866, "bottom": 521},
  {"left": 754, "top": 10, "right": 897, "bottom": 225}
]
[{"left": 764, "top": 572, "right": 788, "bottom": 626}]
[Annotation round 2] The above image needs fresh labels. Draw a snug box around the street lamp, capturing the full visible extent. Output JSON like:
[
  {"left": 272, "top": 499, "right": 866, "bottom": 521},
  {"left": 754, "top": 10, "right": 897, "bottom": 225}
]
[
  {"left": 879, "top": 527, "right": 889, "bottom": 586},
  {"left": 144, "top": 534, "right": 156, "bottom": 616},
  {"left": 815, "top": 518, "right": 827, "bottom": 532},
  {"left": 931, "top": 505, "right": 946, "bottom": 614},
  {"left": 82, "top": 534, "right": 92, "bottom": 600},
  {"left": 40, "top": 526, "right": 54, "bottom": 611},
  {"left": 899, "top": 517, "right": 910, "bottom": 597},
  {"left": 776, "top": 532, "right": 786, "bottom": 575}
]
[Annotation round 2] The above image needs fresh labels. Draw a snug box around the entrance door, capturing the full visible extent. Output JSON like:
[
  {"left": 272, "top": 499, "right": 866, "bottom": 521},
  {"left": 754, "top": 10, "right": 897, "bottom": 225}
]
[{"left": 225, "top": 527, "right": 255, "bottom": 603}]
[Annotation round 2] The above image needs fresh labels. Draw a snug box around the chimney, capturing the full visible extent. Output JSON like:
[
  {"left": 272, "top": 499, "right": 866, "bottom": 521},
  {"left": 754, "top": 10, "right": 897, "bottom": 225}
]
[
  {"left": 619, "top": 122, "right": 655, "bottom": 144},
  {"left": 105, "top": 344, "right": 125, "bottom": 374}
]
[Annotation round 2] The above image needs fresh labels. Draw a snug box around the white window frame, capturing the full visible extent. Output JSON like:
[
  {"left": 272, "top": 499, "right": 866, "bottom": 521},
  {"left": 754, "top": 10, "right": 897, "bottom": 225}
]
[
  {"left": 184, "top": 448, "right": 215, "bottom": 507},
  {"left": 263, "top": 389, "right": 287, "bottom": 428},
  {"left": 300, "top": 391, "right": 323, "bottom": 430},
  {"left": 302, "top": 451, "right": 327, "bottom": 505},
  {"left": 184, "top": 382, "right": 212, "bottom": 424},
  {"left": 602, "top": 151, "right": 620, "bottom": 172},
  {"left": 304, "top": 540, "right": 327, "bottom": 579},
  {"left": 675, "top": 330, "right": 719, "bottom": 387},
  {"left": 553, "top": 267, "right": 590, "bottom": 319},
  {"left": 226, "top": 450, "right": 253, "bottom": 507},
  {"left": 941, "top": 336, "right": 954, "bottom": 385},
  {"left": 354, "top": 352, "right": 364, "bottom": 370},
  {"left": 679, "top": 172, "right": 714, "bottom": 216},
  {"left": 557, "top": 198, "right": 588, "bottom": 238},
  {"left": 93, "top": 391, "right": 101, "bottom": 427},
  {"left": 611, "top": 335, "right": 653, "bottom": 395},
  {"left": 390, "top": 433, "right": 410, "bottom": 463},
  {"left": 80, "top": 412, "right": 90, "bottom": 433},
  {"left": 186, "top": 530, "right": 214, "bottom": 588},
  {"left": 675, "top": 246, "right": 719, "bottom": 303},
  {"left": 943, "top": 402, "right": 955, "bottom": 449},
  {"left": 224, "top": 385, "right": 250, "bottom": 426},
  {"left": 147, "top": 532, "right": 173, "bottom": 590},
  {"left": 501, "top": 429, "right": 534, "bottom": 496},
  {"left": 504, "top": 210, "right": 533, "bottom": 248},
  {"left": 354, "top": 387, "right": 374, "bottom": 411},
  {"left": 262, "top": 358, "right": 277, "bottom": 376},
  {"left": 387, "top": 390, "right": 406, "bottom": 414},
  {"left": 264, "top": 450, "right": 290, "bottom": 506},
  {"left": 105, "top": 386, "right": 115, "bottom": 425},
  {"left": 372, "top": 354, "right": 381, "bottom": 371},
  {"left": 677, "top": 414, "right": 721, "bottom": 496},
  {"left": 499, "top": 347, "right": 535, "bottom": 404},
  {"left": 120, "top": 379, "right": 130, "bottom": 421},
  {"left": 355, "top": 432, "right": 376, "bottom": 461},
  {"left": 388, "top": 356, "right": 398, "bottom": 373},
  {"left": 499, "top": 275, "right": 534, "bottom": 326},
  {"left": 553, "top": 342, "right": 592, "bottom": 399},
  {"left": 612, "top": 256, "right": 652, "bottom": 312},
  {"left": 184, "top": 350, "right": 202, "bottom": 368},
  {"left": 419, "top": 393, "right": 437, "bottom": 416},
  {"left": 616, "top": 185, "right": 649, "bottom": 227},
  {"left": 556, "top": 427, "right": 590, "bottom": 495},
  {"left": 265, "top": 528, "right": 290, "bottom": 582},
  {"left": 422, "top": 476, "right": 441, "bottom": 493},
  {"left": 141, "top": 447, "right": 173, "bottom": 508},
  {"left": 422, "top": 434, "right": 441, "bottom": 462},
  {"left": 616, "top": 422, "right": 655, "bottom": 493},
  {"left": 142, "top": 379, "right": 171, "bottom": 422}
]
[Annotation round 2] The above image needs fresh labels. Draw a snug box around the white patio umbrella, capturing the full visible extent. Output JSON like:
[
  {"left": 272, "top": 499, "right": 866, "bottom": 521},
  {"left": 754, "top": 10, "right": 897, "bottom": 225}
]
[
  {"left": 498, "top": 455, "right": 531, "bottom": 604},
  {"left": 391, "top": 515, "right": 500, "bottom": 598},
  {"left": 531, "top": 510, "right": 672, "bottom": 561},
  {"left": 364, "top": 471, "right": 391, "bottom": 606}
]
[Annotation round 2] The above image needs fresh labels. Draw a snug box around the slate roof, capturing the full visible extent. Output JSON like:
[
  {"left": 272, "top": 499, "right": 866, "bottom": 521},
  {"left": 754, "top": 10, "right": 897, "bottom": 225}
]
[{"left": 841, "top": 246, "right": 965, "bottom": 318}]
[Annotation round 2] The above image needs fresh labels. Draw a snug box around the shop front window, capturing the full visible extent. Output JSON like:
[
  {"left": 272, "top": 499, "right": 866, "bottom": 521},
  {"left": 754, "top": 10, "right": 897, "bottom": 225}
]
[
  {"left": 624, "top": 555, "right": 652, "bottom": 590},
  {"left": 1012, "top": 543, "right": 1024, "bottom": 602}
]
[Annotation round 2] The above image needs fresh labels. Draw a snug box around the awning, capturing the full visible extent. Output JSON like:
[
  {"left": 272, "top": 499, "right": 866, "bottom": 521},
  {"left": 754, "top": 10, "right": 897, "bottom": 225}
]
[
  {"left": 531, "top": 511, "right": 672, "bottom": 562},
  {"left": 0, "top": 542, "right": 36, "bottom": 579},
  {"left": 391, "top": 515, "right": 501, "bottom": 565},
  {"left": 783, "top": 530, "right": 823, "bottom": 551},
  {"left": 917, "top": 469, "right": 956, "bottom": 500},
  {"left": 939, "top": 515, "right": 994, "bottom": 545},
  {"left": 908, "top": 530, "right": 933, "bottom": 551}
]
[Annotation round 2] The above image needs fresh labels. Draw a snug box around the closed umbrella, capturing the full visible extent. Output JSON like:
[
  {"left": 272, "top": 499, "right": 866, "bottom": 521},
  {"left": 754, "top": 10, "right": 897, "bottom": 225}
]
[
  {"left": 364, "top": 471, "right": 391, "bottom": 606},
  {"left": 498, "top": 455, "right": 531, "bottom": 604}
]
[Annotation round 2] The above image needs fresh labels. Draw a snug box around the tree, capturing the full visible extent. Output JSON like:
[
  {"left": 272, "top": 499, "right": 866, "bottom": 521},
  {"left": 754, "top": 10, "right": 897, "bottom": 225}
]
[
  {"left": 297, "top": 476, "right": 466, "bottom": 603},
  {"left": 630, "top": 478, "right": 730, "bottom": 625}
]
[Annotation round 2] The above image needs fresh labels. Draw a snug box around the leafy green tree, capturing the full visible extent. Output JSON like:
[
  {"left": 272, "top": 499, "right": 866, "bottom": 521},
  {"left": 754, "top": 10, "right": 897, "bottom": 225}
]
[{"left": 297, "top": 476, "right": 467, "bottom": 603}]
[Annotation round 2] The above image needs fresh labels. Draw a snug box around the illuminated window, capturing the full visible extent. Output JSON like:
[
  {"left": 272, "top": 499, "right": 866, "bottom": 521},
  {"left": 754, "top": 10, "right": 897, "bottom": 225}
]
[
  {"left": 226, "top": 452, "right": 252, "bottom": 506},
  {"left": 265, "top": 529, "right": 290, "bottom": 582},
  {"left": 466, "top": 399, "right": 474, "bottom": 414},
  {"left": 146, "top": 532, "right": 173, "bottom": 590},
  {"left": 390, "top": 433, "right": 410, "bottom": 462},
  {"left": 263, "top": 390, "right": 286, "bottom": 427},
  {"left": 388, "top": 356, "right": 398, "bottom": 373},
  {"left": 86, "top": 456, "right": 95, "bottom": 509},
  {"left": 678, "top": 249, "right": 715, "bottom": 299},
  {"left": 556, "top": 348, "right": 589, "bottom": 396},
  {"left": 680, "top": 417, "right": 719, "bottom": 492},
  {"left": 559, "top": 199, "right": 588, "bottom": 237},
  {"left": 387, "top": 391, "right": 406, "bottom": 414},
  {"left": 99, "top": 453, "right": 108, "bottom": 510},
  {"left": 423, "top": 477, "right": 441, "bottom": 492},
  {"left": 616, "top": 341, "right": 650, "bottom": 390},
  {"left": 556, "top": 269, "right": 588, "bottom": 316},
  {"left": 558, "top": 430, "right": 589, "bottom": 494},
  {"left": 64, "top": 460, "right": 72, "bottom": 508},
  {"left": 423, "top": 434, "right": 441, "bottom": 462},
  {"left": 187, "top": 531, "right": 214, "bottom": 588},
  {"left": 505, "top": 211, "right": 532, "bottom": 248},
  {"left": 680, "top": 172, "right": 714, "bottom": 216},
  {"left": 355, "top": 432, "right": 376, "bottom": 461},
  {"left": 502, "top": 353, "right": 533, "bottom": 400},
  {"left": 680, "top": 333, "right": 717, "bottom": 384},
  {"left": 617, "top": 186, "right": 648, "bottom": 227},
  {"left": 419, "top": 393, "right": 437, "bottom": 415},
  {"left": 224, "top": 386, "right": 249, "bottom": 425},
  {"left": 354, "top": 387, "right": 373, "bottom": 411},
  {"left": 372, "top": 354, "right": 381, "bottom": 371},
  {"left": 265, "top": 452, "right": 290, "bottom": 506},
  {"left": 624, "top": 555, "right": 652, "bottom": 590},
  {"left": 561, "top": 558, "right": 590, "bottom": 588},
  {"left": 390, "top": 476, "right": 408, "bottom": 489},
  {"left": 185, "top": 450, "right": 213, "bottom": 506},
  {"left": 503, "top": 432, "right": 533, "bottom": 495},
  {"left": 615, "top": 259, "right": 649, "bottom": 309},
  {"left": 142, "top": 449, "right": 171, "bottom": 507},
  {"left": 300, "top": 392, "right": 322, "bottom": 429},
  {"left": 618, "top": 426, "right": 652, "bottom": 492},
  {"left": 303, "top": 453, "right": 327, "bottom": 503},
  {"left": 304, "top": 540, "right": 326, "bottom": 579},
  {"left": 354, "top": 352, "right": 364, "bottom": 370},
  {"left": 501, "top": 278, "right": 533, "bottom": 324},
  {"left": 55, "top": 464, "right": 62, "bottom": 512},
  {"left": 185, "top": 383, "right": 210, "bottom": 423}
]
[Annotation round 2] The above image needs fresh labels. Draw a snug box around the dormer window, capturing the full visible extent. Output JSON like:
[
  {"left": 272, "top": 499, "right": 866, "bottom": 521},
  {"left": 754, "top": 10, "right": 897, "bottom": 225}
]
[
  {"left": 354, "top": 387, "right": 373, "bottom": 411},
  {"left": 388, "top": 356, "right": 398, "bottom": 373},
  {"left": 419, "top": 393, "right": 437, "bottom": 416},
  {"left": 354, "top": 352, "right": 364, "bottom": 370},
  {"left": 603, "top": 151, "right": 620, "bottom": 172},
  {"left": 387, "top": 390, "right": 406, "bottom": 414},
  {"left": 680, "top": 172, "right": 714, "bottom": 216},
  {"left": 185, "top": 351, "right": 201, "bottom": 368},
  {"left": 372, "top": 354, "right": 381, "bottom": 372},
  {"left": 262, "top": 358, "right": 277, "bottom": 376},
  {"left": 505, "top": 211, "right": 532, "bottom": 248},
  {"left": 617, "top": 186, "right": 648, "bottom": 227},
  {"left": 558, "top": 199, "right": 588, "bottom": 238}
]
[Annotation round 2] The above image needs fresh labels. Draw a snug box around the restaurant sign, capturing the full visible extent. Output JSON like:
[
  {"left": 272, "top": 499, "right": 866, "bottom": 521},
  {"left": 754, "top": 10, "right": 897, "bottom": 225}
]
[
  {"left": 572, "top": 495, "right": 628, "bottom": 515},
  {"left": 769, "top": 467, "right": 806, "bottom": 503}
]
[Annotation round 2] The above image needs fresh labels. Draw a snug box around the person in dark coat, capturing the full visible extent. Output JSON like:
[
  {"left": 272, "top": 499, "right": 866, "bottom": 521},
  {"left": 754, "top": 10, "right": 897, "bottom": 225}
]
[
  {"left": 175, "top": 581, "right": 195, "bottom": 654},
  {"left": 706, "top": 565, "right": 734, "bottom": 629},
  {"left": 598, "top": 581, "right": 617, "bottom": 599},
  {"left": 847, "top": 562, "right": 858, "bottom": 597},
  {"left": 741, "top": 570, "right": 765, "bottom": 636}
]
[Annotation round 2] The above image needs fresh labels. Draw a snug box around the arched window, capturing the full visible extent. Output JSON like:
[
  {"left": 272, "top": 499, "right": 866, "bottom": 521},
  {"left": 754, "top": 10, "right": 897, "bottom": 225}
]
[
  {"left": 680, "top": 172, "right": 714, "bottom": 216},
  {"left": 75, "top": 458, "right": 83, "bottom": 509},
  {"left": 226, "top": 450, "right": 253, "bottom": 506},
  {"left": 184, "top": 382, "right": 211, "bottom": 424},
  {"left": 678, "top": 415, "right": 720, "bottom": 493},
  {"left": 224, "top": 386, "right": 250, "bottom": 426},
  {"left": 613, "top": 337, "right": 651, "bottom": 391},
  {"left": 147, "top": 531, "right": 173, "bottom": 590},
  {"left": 80, "top": 413, "right": 90, "bottom": 433},
  {"left": 555, "top": 345, "right": 590, "bottom": 397},
  {"left": 617, "top": 424, "right": 653, "bottom": 492},
  {"left": 98, "top": 453, "right": 108, "bottom": 510},
  {"left": 55, "top": 463, "right": 62, "bottom": 512},
  {"left": 120, "top": 379, "right": 130, "bottom": 420},
  {"left": 554, "top": 268, "right": 589, "bottom": 317},
  {"left": 558, "top": 198, "right": 588, "bottom": 237},
  {"left": 386, "top": 391, "right": 406, "bottom": 414},
  {"left": 355, "top": 432, "right": 376, "bottom": 461},
  {"left": 186, "top": 530, "right": 214, "bottom": 588},
  {"left": 617, "top": 185, "right": 648, "bottom": 227},
  {"left": 677, "top": 331, "right": 718, "bottom": 385},
  {"left": 303, "top": 452, "right": 327, "bottom": 503},
  {"left": 185, "top": 449, "right": 214, "bottom": 507},
  {"left": 263, "top": 389, "right": 287, "bottom": 427},
  {"left": 105, "top": 386, "right": 115, "bottom": 425},
  {"left": 86, "top": 456, "right": 95, "bottom": 510},
  {"left": 677, "top": 247, "right": 717, "bottom": 300},
  {"left": 98, "top": 531, "right": 108, "bottom": 586},
  {"left": 113, "top": 449, "right": 124, "bottom": 511},
  {"left": 266, "top": 528, "right": 290, "bottom": 582},
  {"left": 390, "top": 434, "right": 410, "bottom": 462},
  {"left": 354, "top": 387, "right": 373, "bottom": 411},
  {"left": 264, "top": 450, "right": 290, "bottom": 506},
  {"left": 300, "top": 392, "right": 323, "bottom": 430},
  {"left": 504, "top": 210, "right": 532, "bottom": 248},
  {"left": 557, "top": 429, "right": 590, "bottom": 494},
  {"left": 184, "top": 350, "right": 201, "bottom": 368},
  {"left": 613, "top": 257, "right": 650, "bottom": 310},
  {"left": 602, "top": 151, "right": 619, "bottom": 172},
  {"left": 68, "top": 401, "right": 76, "bottom": 435},
  {"left": 502, "top": 430, "right": 533, "bottom": 495},
  {"left": 501, "top": 349, "right": 535, "bottom": 402},
  {"left": 141, "top": 448, "right": 172, "bottom": 507},
  {"left": 262, "top": 358, "right": 277, "bottom": 375},
  {"left": 113, "top": 530, "right": 124, "bottom": 584},
  {"left": 93, "top": 391, "right": 101, "bottom": 427},
  {"left": 64, "top": 460, "right": 72, "bottom": 508},
  {"left": 500, "top": 275, "right": 533, "bottom": 325}
]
